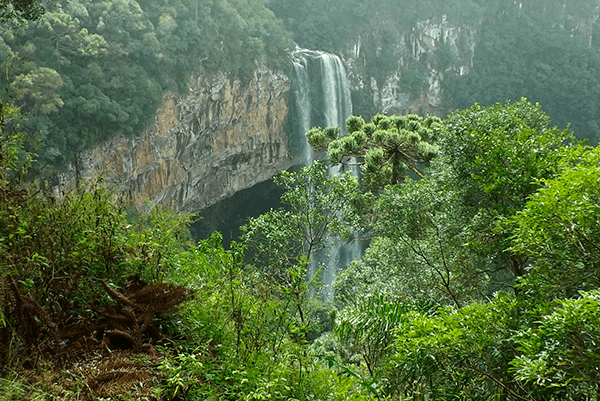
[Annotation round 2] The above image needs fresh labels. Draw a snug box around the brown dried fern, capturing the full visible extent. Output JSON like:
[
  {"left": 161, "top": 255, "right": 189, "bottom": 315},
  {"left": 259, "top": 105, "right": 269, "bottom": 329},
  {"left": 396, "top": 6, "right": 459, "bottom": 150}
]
[
  {"left": 2, "top": 273, "right": 191, "bottom": 368},
  {"left": 99, "top": 277, "right": 192, "bottom": 352}
]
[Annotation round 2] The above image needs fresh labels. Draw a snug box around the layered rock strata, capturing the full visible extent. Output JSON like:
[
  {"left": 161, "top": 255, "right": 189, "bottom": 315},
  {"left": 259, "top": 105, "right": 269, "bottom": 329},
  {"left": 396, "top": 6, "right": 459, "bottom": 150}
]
[{"left": 56, "top": 64, "right": 291, "bottom": 213}]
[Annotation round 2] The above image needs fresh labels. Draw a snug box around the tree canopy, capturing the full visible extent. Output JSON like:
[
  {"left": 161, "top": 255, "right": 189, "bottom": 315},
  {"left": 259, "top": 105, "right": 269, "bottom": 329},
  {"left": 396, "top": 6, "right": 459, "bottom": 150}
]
[
  {"left": 2, "top": 90, "right": 600, "bottom": 400},
  {"left": 1, "top": 0, "right": 291, "bottom": 169},
  {"left": 450, "top": 6, "right": 600, "bottom": 144},
  {"left": 307, "top": 114, "right": 440, "bottom": 192},
  {"left": 2, "top": 0, "right": 600, "bottom": 398},
  {"left": 322, "top": 100, "right": 600, "bottom": 400},
  {"left": 0, "top": 0, "right": 47, "bottom": 25},
  {"left": 269, "top": 0, "right": 600, "bottom": 144}
]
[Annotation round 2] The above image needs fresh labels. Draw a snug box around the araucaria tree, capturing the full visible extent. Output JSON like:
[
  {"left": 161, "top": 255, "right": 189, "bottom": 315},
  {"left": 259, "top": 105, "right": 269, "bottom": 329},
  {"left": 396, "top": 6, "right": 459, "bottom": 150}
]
[{"left": 306, "top": 113, "right": 440, "bottom": 192}]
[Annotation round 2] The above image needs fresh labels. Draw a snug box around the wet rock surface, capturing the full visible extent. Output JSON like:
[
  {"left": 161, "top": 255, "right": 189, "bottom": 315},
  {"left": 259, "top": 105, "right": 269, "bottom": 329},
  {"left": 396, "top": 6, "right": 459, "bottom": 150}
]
[{"left": 56, "top": 64, "right": 292, "bottom": 213}]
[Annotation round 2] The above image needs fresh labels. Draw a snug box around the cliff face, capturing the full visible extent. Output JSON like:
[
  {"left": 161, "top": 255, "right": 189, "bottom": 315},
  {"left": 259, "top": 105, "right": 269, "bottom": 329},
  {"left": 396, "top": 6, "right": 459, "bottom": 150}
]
[
  {"left": 57, "top": 63, "right": 291, "bottom": 213},
  {"left": 343, "top": 15, "right": 476, "bottom": 118},
  {"left": 55, "top": 18, "right": 474, "bottom": 213},
  {"left": 341, "top": 7, "right": 599, "bottom": 119}
]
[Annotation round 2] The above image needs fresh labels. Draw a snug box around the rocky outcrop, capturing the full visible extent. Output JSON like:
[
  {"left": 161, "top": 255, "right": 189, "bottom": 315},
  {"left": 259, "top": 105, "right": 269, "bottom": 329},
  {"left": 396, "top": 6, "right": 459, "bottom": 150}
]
[
  {"left": 342, "top": 6, "right": 600, "bottom": 118},
  {"left": 56, "top": 63, "right": 291, "bottom": 213},
  {"left": 343, "top": 15, "right": 476, "bottom": 117}
]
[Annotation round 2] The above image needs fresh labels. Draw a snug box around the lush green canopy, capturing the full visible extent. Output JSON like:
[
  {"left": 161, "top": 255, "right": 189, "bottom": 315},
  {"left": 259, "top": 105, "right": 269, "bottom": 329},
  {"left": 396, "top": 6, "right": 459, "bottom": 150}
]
[
  {"left": 2, "top": 0, "right": 600, "bottom": 396},
  {"left": 1, "top": 0, "right": 291, "bottom": 169},
  {"left": 2, "top": 95, "right": 600, "bottom": 400}
]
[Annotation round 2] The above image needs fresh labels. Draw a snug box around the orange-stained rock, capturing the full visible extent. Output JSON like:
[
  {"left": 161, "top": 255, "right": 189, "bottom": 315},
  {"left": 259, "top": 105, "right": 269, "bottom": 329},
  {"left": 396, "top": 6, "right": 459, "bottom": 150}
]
[{"left": 56, "top": 63, "right": 292, "bottom": 213}]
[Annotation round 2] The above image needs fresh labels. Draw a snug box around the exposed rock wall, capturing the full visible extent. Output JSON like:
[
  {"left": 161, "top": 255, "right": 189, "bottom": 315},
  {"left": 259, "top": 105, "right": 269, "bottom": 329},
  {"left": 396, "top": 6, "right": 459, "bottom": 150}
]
[
  {"left": 343, "top": 15, "right": 477, "bottom": 118},
  {"left": 342, "top": 7, "right": 599, "bottom": 118},
  {"left": 56, "top": 63, "right": 291, "bottom": 213}
]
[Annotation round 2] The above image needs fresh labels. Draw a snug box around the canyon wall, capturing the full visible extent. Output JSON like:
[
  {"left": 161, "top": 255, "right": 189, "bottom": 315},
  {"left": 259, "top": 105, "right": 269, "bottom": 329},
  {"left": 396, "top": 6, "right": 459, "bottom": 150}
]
[
  {"left": 340, "top": 6, "right": 599, "bottom": 121},
  {"left": 56, "top": 63, "right": 292, "bottom": 213},
  {"left": 342, "top": 15, "right": 476, "bottom": 118},
  {"left": 55, "top": 18, "right": 477, "bottom": 213}
]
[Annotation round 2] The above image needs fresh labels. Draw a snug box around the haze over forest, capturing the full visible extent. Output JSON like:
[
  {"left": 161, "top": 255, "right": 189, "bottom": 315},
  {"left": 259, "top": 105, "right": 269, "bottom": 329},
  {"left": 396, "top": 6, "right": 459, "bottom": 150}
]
[{"left": 1, "top": 0, "right": 600, "bottom": 400}]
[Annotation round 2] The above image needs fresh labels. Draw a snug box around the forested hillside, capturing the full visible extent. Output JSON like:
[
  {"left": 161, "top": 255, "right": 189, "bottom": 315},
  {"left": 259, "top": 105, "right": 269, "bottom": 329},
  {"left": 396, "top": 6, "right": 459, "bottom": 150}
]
[
  {"left": 2, "top": 0, "right": 600, "bottom": 171},
  {"left": 0, "top": 0, "right": 290, "bottom": 168},
  {"left": 2, "top": 97, "right": 600, "bottom": 400},
  {"left": 269, "top": 0, "right": 600, "bottom": 143},
  {"left": 450, "top": 2, "right": 600, "bottom": 143}
]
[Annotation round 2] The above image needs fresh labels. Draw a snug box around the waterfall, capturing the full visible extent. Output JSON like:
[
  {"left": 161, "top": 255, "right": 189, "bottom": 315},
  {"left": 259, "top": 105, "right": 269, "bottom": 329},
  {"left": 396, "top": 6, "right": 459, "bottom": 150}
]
[
  {"left": 291, "top": 54, "right": 312, "bottom": 166},
  {"left": 291, "top": 49, "right": 353, "bottom": 163},
  {"left": 320, "top": 53, "right": 352, "bottom": 129},
  {"left": 291, "top": 48, "right": 361, "bottom": 301}
]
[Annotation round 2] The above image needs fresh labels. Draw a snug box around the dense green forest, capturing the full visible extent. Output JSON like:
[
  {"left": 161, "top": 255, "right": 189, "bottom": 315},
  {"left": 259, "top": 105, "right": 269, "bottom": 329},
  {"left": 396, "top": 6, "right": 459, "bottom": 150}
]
[
  {"left": 449, "top": 3, "right": 600, "bottom": 144},
  {"left": 2, "top": 0, "right": 600, "bottom": 400},
  {"left": 2, "top": 0, "right": 600, "bottom": 170},
  {"left": 267, "top": 0, "right": 600, "bottom": 51},
  {"left": 2, "top": 95, "right": 600, "bottom": 400},
  {"left": 0, "top": 0, "right": 291, "bottom": 168},
  {"left": 269, "top": 0, "right": 600, "bottom": 144}
]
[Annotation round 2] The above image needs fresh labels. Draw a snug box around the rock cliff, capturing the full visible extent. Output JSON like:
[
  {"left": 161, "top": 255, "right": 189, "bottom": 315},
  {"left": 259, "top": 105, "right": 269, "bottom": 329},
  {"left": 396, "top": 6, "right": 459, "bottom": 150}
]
[
  {"left": 56, "top": 63, "right": 291, "bottom": 213},
  {"left": 343, "top": 15, "right": 476, "bottom": 118},
  {"left": 54, "top": 18, "right": 476, "bottom": 214},
  {"left": 341, "top": 7, "right": 599, "bottom": 119}
]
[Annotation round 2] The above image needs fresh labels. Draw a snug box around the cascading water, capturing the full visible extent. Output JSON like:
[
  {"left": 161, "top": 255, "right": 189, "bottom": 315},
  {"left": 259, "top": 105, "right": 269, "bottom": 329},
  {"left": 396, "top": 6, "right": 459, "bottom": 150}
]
[
  {"left": 291, "top": 48, "right": 353, "bottom": 164},
  {"left": 291, "top": 53, "right": 313, "bottom": 166},
  {"left": 291, "top": 48, "right": 362, "bottom": 301}
]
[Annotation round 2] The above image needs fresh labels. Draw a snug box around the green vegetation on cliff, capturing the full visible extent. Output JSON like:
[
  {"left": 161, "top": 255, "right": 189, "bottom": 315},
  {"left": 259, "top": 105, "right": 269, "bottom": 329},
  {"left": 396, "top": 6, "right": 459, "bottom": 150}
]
[
  {"left": 0, "top": 0, "right": 291, "bottom": 169},
  {"left": 3, "top": 0, "right": 600, "bottom": 173},
  {"left": 2, "top": 2, "right": 600, "bottom": 398},
  {"left": 450, "top": 3, "right": 600, "bottom": 144},
  {"left": 269, "top": 0, "right": 600, "bottom": 143}
]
